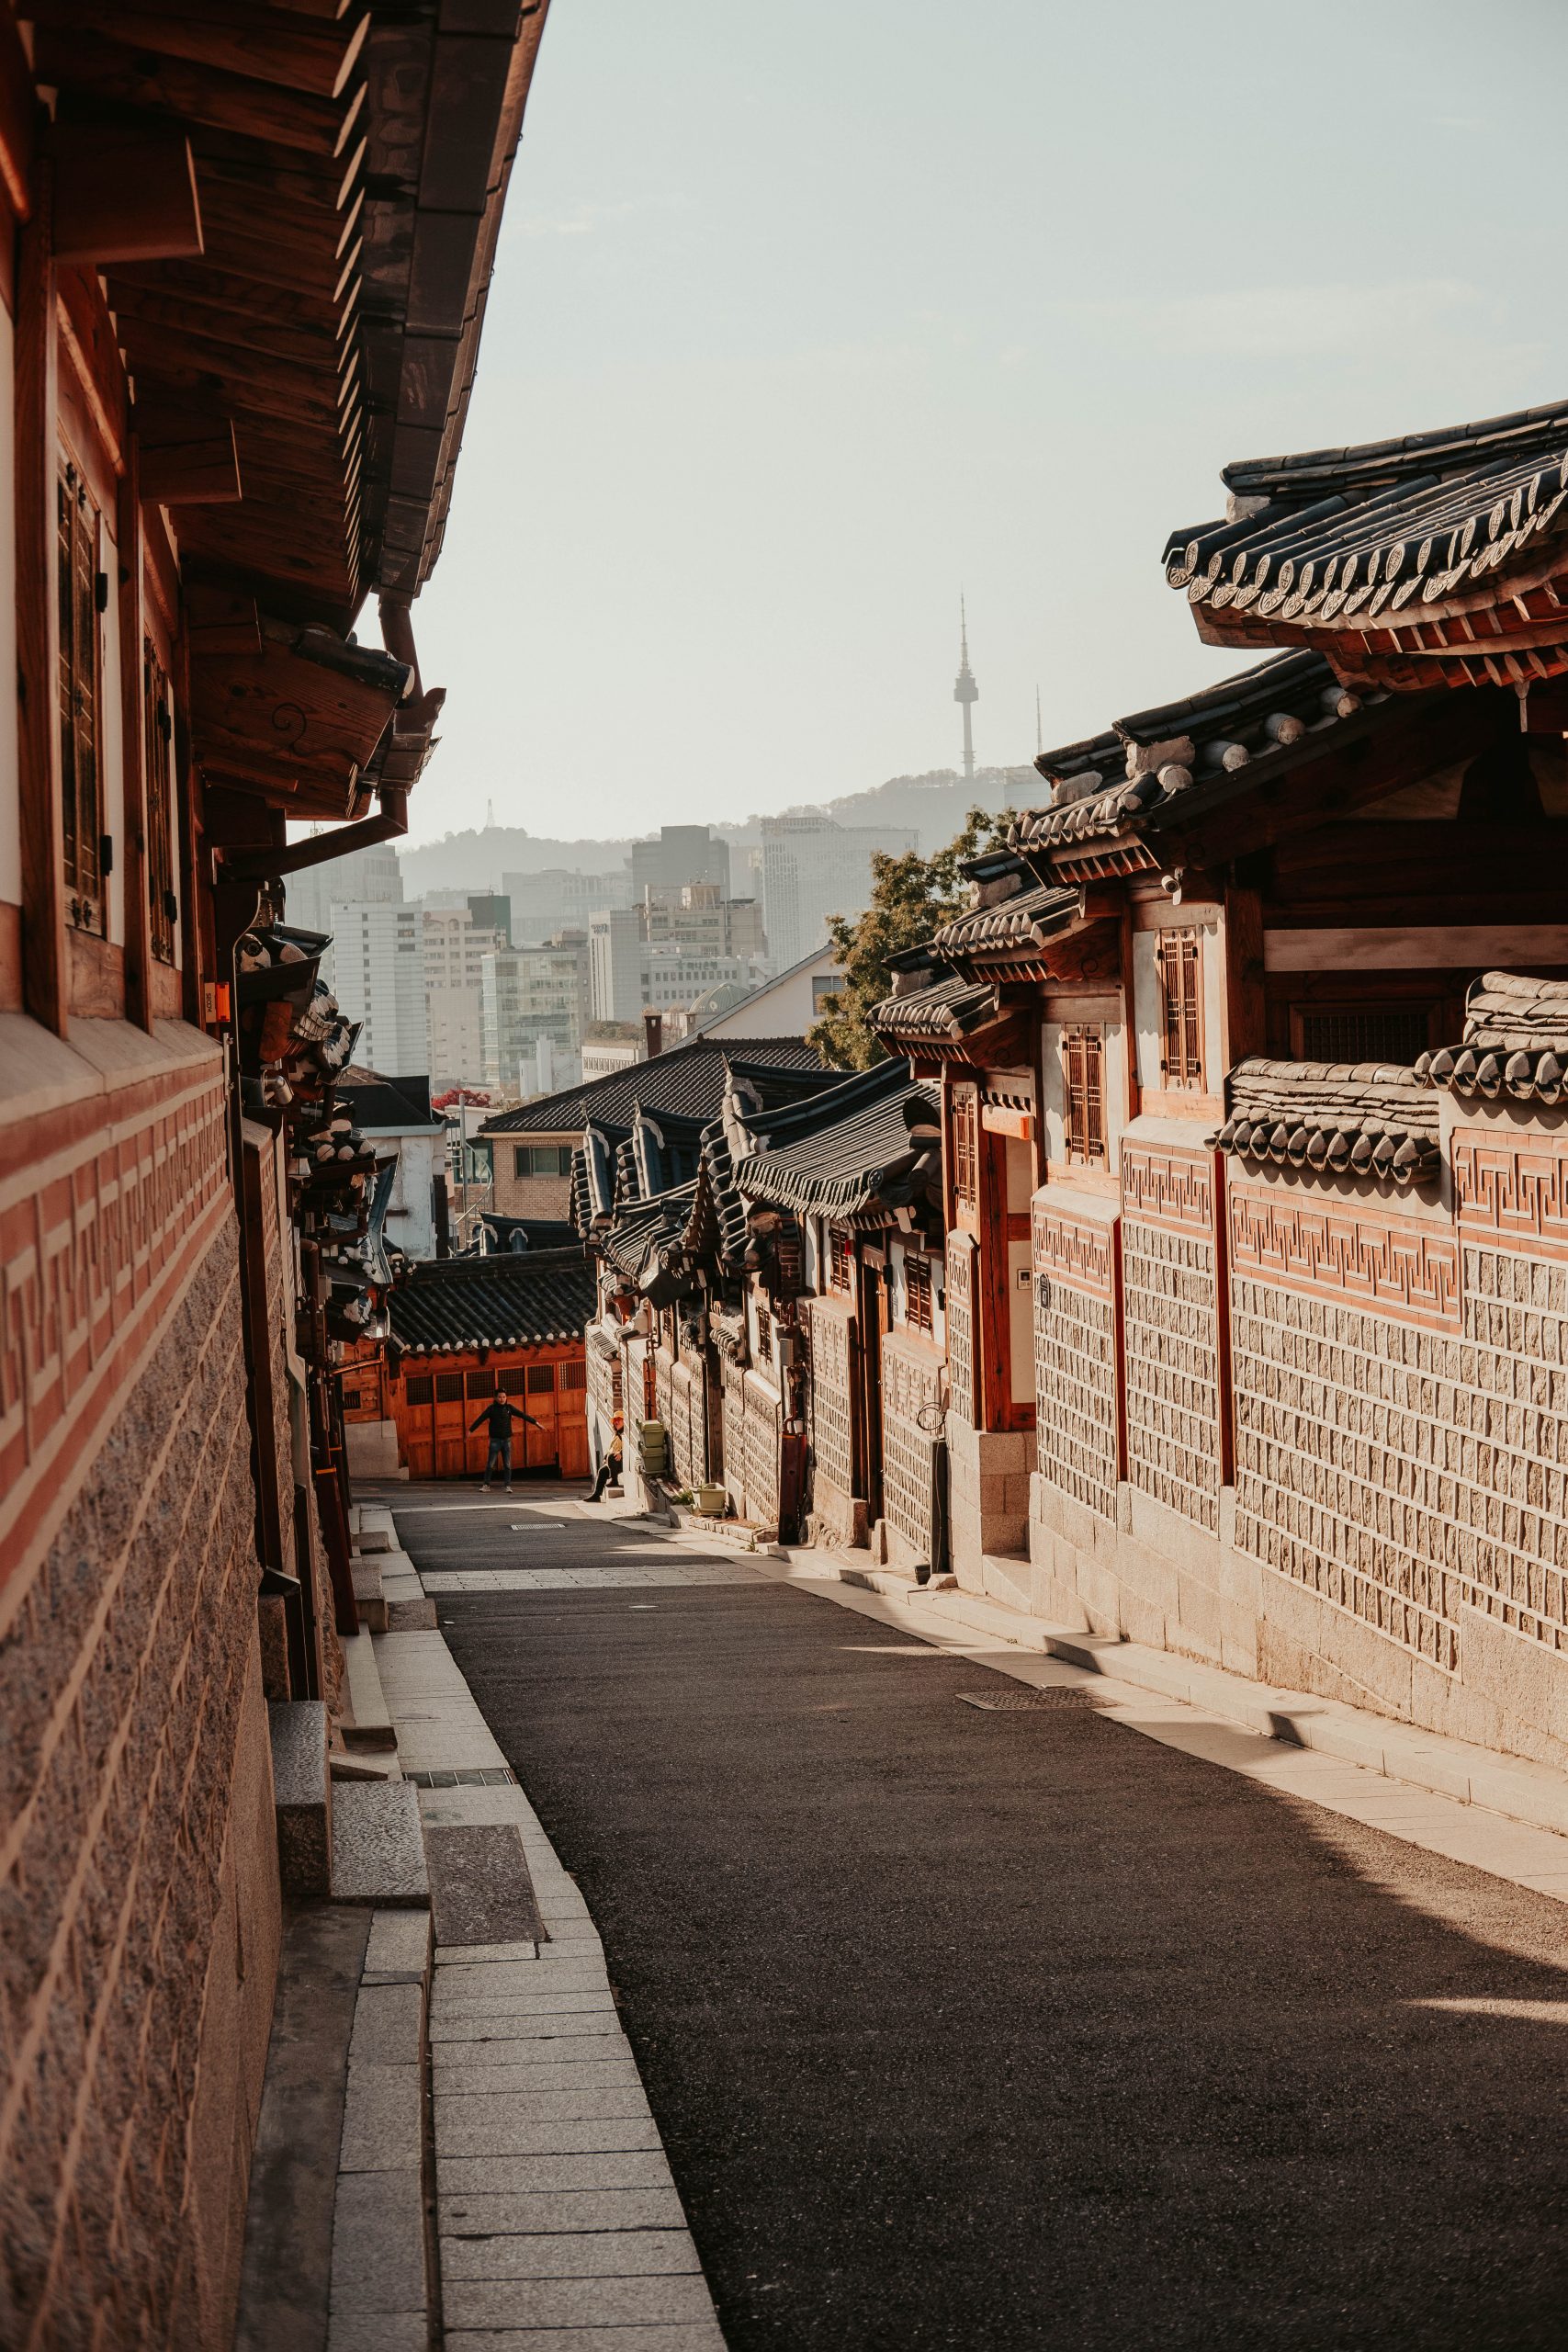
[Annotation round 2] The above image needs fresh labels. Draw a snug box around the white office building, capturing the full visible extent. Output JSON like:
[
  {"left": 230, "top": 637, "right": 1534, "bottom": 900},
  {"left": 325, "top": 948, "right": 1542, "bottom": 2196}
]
[
  {"left": 758, "top": 816, "right": 919, "bottom": 968},
  {"left": 331, "top": 901, "right": 428, "bottom": 1078}
]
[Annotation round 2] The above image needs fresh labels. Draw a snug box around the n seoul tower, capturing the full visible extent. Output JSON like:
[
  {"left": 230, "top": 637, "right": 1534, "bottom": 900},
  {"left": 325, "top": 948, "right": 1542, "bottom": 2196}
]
[{"left": 953, "top": 594, "right": 978, "bottom": 782}]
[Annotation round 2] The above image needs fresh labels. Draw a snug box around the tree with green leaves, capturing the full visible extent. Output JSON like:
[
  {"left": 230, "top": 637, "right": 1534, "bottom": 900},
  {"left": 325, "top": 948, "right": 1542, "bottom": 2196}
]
[{"left": 807, "top": 805, "right": 1015, "bottom": 1069}]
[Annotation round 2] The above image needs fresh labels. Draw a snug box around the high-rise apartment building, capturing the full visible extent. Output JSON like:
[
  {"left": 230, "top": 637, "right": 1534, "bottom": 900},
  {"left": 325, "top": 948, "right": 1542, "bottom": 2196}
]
[
  {"left": 758, "top": 815, "right": 919, "bottom": 968},
  {"left": 331, "top": 901, "right": 429, "bottom": 1077},
  {"left": 480, "top": 933, "right": 591, "bottom": 1093},
  {"left": 423, "top": 907, "right": 508, "bottom": 1087},
  {"left": 284, "top": 838, "right": 403, "bottom": 940},
  {"left": 588, "top": 906, "right": 644, "bottom": 1023},
  {"left": 639, "top": 880, "right": 766, "bottom": 961}
]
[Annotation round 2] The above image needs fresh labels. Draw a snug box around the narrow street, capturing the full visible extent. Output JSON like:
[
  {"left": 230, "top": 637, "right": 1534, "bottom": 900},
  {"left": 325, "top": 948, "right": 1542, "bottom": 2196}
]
[{"left": 391, "top": 1487, "right": 1568, "bottom": 2352}]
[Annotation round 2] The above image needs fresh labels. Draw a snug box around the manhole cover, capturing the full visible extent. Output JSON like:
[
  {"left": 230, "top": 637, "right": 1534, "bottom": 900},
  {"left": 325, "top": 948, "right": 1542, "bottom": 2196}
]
[{"left": 956, "top": 1687, "right": 1102, "bottom": 1712}]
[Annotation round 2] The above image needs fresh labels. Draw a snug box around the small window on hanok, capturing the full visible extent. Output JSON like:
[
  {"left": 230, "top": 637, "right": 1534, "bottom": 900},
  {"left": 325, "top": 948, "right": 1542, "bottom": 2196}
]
[
  {"left": 904, "top": 1251, "right": 933, "bottom": 1333},
  {"left": 59, "top": 458, "right": 104, "bottom": 932},
  {"left": 829, "top": 1227, "right": 853, "bottom": 1291},
  {"left": 952, "top": 1092, "right": 978, "bottom": 1206},
  {"left": 526, "top": 1364, "right": 554, "bottom": 1393},
  {"left": 560, "top": 1361, "right": 588, "bottom": 1390},
  {"left": 1062, "top": 1026, "right": 1107, "bottom": 1167},
  {"left": 466, "top": 1370, "right": 496, "bottom": 1397},
  {"left": 405, "top": 1374, "right": 434, "bottom": 1406},
  {"left": 434, "top": 1373, "right": 465, "bottom": 1402},
  {"left": 499, "top": 1369, "right": 528, "bottom": 1394},
  {"left": 1156, "top": 929, "right": 1202, "bottom": 1088}
]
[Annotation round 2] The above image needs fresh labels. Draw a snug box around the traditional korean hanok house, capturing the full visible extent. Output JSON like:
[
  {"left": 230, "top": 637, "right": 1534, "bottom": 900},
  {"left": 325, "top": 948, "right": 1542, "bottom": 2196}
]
[
  {"left": 872, "top": 392, "right": 1568, "bottom": 1768},
  {"left": 566, "top": 1048, "right": 828, "bottom": 1507},
  {"left": 348, "top": 1247, "right": 596, "bottom": 1481},
  {"left": 0, "top": 7, "right": 547, "bottom": 2343},
  {"left": 728, "top": 1061, "right": 945, "bottom": 1564}
]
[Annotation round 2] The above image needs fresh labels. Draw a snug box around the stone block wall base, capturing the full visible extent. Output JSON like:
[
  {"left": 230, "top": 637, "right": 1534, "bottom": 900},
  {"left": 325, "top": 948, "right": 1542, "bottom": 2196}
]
[
  {"left": 1026, "top": 1471, "right": 1568, "bottom": 1772},
  {"left": 946, "top": 1417, "right": 1035, "bottom": 1592}
]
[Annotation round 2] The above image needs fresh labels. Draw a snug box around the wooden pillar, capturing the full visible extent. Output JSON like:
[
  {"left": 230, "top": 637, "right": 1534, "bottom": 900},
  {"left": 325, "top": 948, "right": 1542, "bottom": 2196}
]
[
  {"left": 15, "top": 157, "right": 63, "bottom": 1035},
  {"left": 1222, "top": 875, "right": 1267, "bottom": 1073},
  {"left": 117, "top": 450, "right": 152, "bottom": 1029}
]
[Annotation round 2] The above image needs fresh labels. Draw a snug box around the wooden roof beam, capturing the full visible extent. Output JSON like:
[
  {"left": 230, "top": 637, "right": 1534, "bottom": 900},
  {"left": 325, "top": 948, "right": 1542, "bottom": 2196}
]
[
  {"left": 31, "top": 5, "right": 372, "bottom": 102},
  {"left": 36, "top": 35, "right": 367, "bottom": 163}
]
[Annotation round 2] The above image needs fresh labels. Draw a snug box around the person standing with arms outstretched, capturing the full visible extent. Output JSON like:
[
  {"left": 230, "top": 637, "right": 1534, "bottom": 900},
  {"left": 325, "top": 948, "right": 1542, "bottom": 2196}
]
[{"left": 470, "top": 1392, "right": 542, "bottom": 1493}]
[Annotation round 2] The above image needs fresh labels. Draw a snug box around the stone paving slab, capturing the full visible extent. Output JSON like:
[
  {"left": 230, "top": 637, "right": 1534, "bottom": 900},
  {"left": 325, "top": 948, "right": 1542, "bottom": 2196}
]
[
  {"left": 441, "top": 2230, "right": 702, "bottom": 2282},
  {"left": 444, "top": 2329, "right": 725, "bottom": 2352},
  {"left": 438, "top": 2113, "right": 664, "bottom": 2160},
  {"left": 339, "top": 2062, "right": 424, "bottom": 2172},
  {"left": 440, "top": 2188, "right": 688, "bottom": 2238},
  {"left": 434, "top": 2086, "right": 651, "bottom": 2125},
  {"left": 429, "top": 2013, "right": 630, "bottom": 2045},
  {"left": 329, "top": 2169, "right": 428, "bottom": 2313},
  {"left": 435, "top": 2059, "right": 641, "bottom": 2098},
  {"left": 445, "top": 2276, "right": 717, "bottom": 2332},
  {"left": 327, "top": 2313, "right": 429, "bottom": 2352},
  {"left": 438, "top": 2152, "right": 675, "bottom": 2196},
  {"left": 427, "top": 1823, "right": 547, "bottom": 1950}
]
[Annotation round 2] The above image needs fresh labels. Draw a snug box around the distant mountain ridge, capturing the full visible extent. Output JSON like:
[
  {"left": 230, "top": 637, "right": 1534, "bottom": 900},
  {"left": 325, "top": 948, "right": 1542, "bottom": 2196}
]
[{"left": 396, "top": 762, "right": 1034, "bottom": 894}]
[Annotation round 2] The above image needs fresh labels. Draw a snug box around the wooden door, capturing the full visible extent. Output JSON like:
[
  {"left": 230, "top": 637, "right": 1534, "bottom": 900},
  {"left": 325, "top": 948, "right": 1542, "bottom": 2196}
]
[
  {"left": 433, "top": 1369, "right": 468, "bottom": 1476},
  {"left": 400, "top": 1373, "right": 435, "bottom": 1479},
  {"left": 558, "top": 1359, "right": 590, "bottom": 1477}
]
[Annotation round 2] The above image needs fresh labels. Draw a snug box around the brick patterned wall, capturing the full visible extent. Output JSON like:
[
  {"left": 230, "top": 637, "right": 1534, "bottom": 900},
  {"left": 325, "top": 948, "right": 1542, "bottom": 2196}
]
[
  {"left": 1032, "top": 1201, "right": 1120, "bottom": 1522},
  {"left": 0, "top": 1220, "right": 279, "bottom": 2349},
  {"left": 1, "top": 1045, "right": 231, "bottom": 1566},
  {"left": 1120, "top": 1145, "right": 1223, "bottom": 1533},
  {"left": 944, "top": 1237, "right": 975, "bottom": 1428},
  {"left": 799, "top": 1296, "right": 856, "bottom": 1503},
  {"left": 656, "top": 1349, "right": 707, "bottom": 1488},
  {"left": 1231, "top": 1173, "right": 1568, "bottom": 1670},
  {"left": 586, "top": 1331, "right": 621, "bottom": 1433},
  {"left": 880, "top": 1330, "right": 942, "bottom": 1559},
  {"left": 742, "top": 1371, "right": 781, "bottom": 1528}
]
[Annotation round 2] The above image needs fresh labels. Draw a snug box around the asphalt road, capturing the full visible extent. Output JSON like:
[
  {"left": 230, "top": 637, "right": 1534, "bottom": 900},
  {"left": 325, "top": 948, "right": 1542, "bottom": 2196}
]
[{"left": 396, "top": 1492, "right": 1568, "bottom": 2352}]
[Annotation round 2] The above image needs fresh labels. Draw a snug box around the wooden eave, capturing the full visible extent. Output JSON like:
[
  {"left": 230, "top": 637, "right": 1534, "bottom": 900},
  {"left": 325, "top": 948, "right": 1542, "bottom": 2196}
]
[
  {"left": 1132, "top": 683, "right": 1509, "bottom": 872},
  {"left": 34, "top": 0, "right": 547, "bottom": 647}
]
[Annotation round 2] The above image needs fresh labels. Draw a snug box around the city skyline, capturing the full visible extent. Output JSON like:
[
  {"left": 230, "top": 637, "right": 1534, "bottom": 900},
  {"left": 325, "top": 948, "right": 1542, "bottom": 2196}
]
[{"left": 400, "top": 0, "right": 1568, "bottom": 849}]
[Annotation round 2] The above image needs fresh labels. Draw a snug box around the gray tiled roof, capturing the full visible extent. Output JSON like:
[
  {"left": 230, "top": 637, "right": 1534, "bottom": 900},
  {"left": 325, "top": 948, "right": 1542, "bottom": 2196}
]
[
  {"left": 1418, "top": 971, "right": 1568, "bottom": 1104},
  {"left": 1166, "top": 397, "right": 1568, "bottom": 640},
  {"left": 479, "top": 1037, "right": 823, "bottom": 1137},
  {"left": 390, "top": 1248, "right": 595, "bottom": 1351},
  {"left": 1213, "top": 1057, "right": 1438, "bottom": 1185}
]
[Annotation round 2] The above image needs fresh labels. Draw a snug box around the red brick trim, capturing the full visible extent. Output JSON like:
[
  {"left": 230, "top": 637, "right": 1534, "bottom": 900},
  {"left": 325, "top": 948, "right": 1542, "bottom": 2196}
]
[
  {"left": 1227, "top": 1183, "right": 1461, "bottom": 1332},
  {"left": 1453, "top": 1125, "right": 1568, "bottom": 1264}
]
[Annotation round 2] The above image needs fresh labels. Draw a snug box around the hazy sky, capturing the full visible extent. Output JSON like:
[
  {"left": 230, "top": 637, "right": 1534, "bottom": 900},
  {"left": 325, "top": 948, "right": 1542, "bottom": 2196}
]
[{"left": 401, "top": 0, "right": 1568, "bottom": 848}]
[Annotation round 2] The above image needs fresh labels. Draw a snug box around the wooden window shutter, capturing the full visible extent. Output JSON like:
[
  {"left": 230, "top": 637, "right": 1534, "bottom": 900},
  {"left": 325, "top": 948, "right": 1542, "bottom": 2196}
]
[
  {"left": 1157, "top": 929, "right": 1202, "bottom": 1087},
  {"left": 1063, "top": 1026, "right": 1106, "bottom": 1166}
]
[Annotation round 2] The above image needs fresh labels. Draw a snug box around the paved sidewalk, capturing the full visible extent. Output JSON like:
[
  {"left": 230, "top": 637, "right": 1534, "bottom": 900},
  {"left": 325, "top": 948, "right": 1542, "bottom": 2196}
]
[
  {"left": 392, "top": 1486, "right": 1568, "bottom": 2352},
  {"left": 366, "top": 1486, "right": 729, "bottom": 2349}
]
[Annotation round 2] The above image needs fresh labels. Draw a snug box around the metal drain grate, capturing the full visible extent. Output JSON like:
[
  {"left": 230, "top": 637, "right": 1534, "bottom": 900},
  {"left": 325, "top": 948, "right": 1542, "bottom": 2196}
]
[
  {"left": 404, "top": 1767, "right": 517, "bottom": 1787},
  {"left": 956, "top": 1687, "right": 1102, "bottom": 1712}
]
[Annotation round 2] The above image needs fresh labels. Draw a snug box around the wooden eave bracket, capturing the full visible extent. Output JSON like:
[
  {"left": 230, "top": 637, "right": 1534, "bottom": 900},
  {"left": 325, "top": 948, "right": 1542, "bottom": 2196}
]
[{"left": 51, "top": 119, "right": 203, "bottom": 265}]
